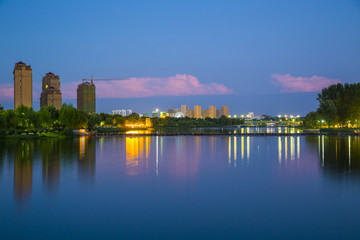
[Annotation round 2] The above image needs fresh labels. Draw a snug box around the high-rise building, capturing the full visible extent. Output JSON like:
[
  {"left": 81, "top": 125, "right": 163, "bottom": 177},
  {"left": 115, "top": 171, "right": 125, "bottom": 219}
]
[
  {"left": 181, "top": 105, "right": 189, "bottom": 117},
  {"left": 209, "top": 106, "right": 216, "bottom": 119},
  {"left": 40, "top": 72, "right": 62, "bottom": 110},
  {"left": 202, "top": 109, "right": 209, "bottom": 119},
  {"left": 77, "top": 81, "right": 96, "bottom": 114},
  {"left": 112, "top": 109, "right": 127, "bottom": 116},
  {"left": 152, "top": 111, "right": 159, "bottom": 118},
  {"left": 216, "top": 109, "right": 220, "bottom": 118},
  {"left": 127, "top": 109, "right": 133, "bottom": 116},
  {"left": 160, "top": 112, "right": 167, "bottom": 118},
  {"left": 13, "top": 62, "right": 32, "bottom": 109},
  {"left": 194, "top": 105, "right": 202, "bottom": 119},
  {"left": 188, "top": 109, "right": 194, "bottom": 118},
  {"left": 175, "top": 108, "right": 181, "bottom": 114},
  {"left": 168, "top": 108, "right": 175, "bottom": 118},
  {"left": 221, "top": 106, "right": 229, "bottom": 117}
]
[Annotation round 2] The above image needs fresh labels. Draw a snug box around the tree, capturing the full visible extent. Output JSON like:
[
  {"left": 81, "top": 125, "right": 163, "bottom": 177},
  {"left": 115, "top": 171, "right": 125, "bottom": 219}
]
[
  {"left": 38, "top": 107, "right": 52, "bottom": 129},
  {"left": 304, "top": 112, "right": 321, "bottom": 128},
  {"left": 59, "top": 103, "right": 78, "bottom": 129},
  {"left": 88, "top": 114, "right": 100, "bottom": 130},
  {"left": 127, "top": 113, "right": 140, "bottom": 122},
  {"left": 5, "top": 110, "right": 18, "bottom": 129},
  {"left": 76, "top": 111, "right": 88, "bottom": 129},
  {"left": 318, "top": 100, "right": 337, "bottom": 126},
  {"left": 14, "top": 105, "right": 36, "bottom": 129},
  {"left": 0, "top": 107, "right": 6, "bottom": 129}
]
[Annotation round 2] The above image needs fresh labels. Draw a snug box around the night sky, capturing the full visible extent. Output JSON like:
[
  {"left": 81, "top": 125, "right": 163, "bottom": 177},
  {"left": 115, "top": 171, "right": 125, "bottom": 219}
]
[{"left": 0, "top": 0, "right": 359, "bottom": 116}]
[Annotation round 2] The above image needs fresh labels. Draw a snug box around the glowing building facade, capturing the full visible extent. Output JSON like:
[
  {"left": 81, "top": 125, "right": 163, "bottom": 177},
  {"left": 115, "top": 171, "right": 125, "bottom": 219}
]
[
  {"left": 221, "top": 106, "right": 229, "bottom": 117},
  {"left": 209, "top": 106, "right": 216, "bottom": 119},
  {"left": 194, "top": 105, "right": 202, "bottom": 119},
  {"left": 13, "top": 62, "right": 32, "bottom": 109},
  {"left": 40, "top": 72, "right": 62, "bottom": 110}
]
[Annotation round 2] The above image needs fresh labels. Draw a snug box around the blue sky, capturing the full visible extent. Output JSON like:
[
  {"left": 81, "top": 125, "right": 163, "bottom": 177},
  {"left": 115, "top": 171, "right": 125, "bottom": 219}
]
[{"left": 0, "top": 0, "right": 359, "bottom": 115}]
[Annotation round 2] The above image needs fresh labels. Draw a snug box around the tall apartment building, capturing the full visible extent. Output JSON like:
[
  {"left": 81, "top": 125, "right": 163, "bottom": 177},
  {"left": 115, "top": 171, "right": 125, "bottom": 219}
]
[
  {"left": 188, "top": 109, "right": 194, "bottom": 118},
  {"left": 202, "top": 109, "right": 209, "bottom": 118},
  {"left": 40, "top": 72, "right": 62, "bottom": 110},
  {"left": 77, "top": 81, "right": 96, "bottom": 114},
  {"left": 221, "top": 106, "right": 229, "bottom": 117},
  {"left": 194, "top": 105, "right": 202, "bottom": 119},
  {"left": 13, "top": 62, "right": 32, "bottom": 109},
  {"left": 216, "top": 109, "right": 220, "bottom": 118},
  {"left": 209, "top": 106, "right": 216, "bottom": 119},
  {"left": 181, "top": 105, "right": 189, "bottom": 116}
]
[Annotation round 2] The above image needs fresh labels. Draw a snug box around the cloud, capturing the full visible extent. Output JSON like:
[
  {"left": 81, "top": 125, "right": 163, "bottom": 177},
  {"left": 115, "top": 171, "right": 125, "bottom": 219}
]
[
  {"left": 271, "top": 73, "right": 341, "bottom": 92},
  {"left": 0, "top": 84, "right": 13, "bottom": 100},
  {"left": 62, "top": 74, "right": 234, "bottom": 99}
]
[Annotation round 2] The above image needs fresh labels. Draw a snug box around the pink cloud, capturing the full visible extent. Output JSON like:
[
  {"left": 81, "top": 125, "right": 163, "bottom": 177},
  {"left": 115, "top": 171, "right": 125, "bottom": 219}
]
[
  {"left": 271, "top": 73, "right": 341, "bottom": 92},
  {"left": 0, "top": 84, "right": 41, "bottom": 101},
  {"left": 0, "top": 84, "right": 13, "bottom": 100},
  {"left": 62, "top": 74, "right": 234, "bottom": 99}
]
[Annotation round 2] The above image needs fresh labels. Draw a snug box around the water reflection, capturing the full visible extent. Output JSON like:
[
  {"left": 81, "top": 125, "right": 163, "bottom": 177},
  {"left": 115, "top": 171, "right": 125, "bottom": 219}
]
[
  {"left": 41, "top": 139, "right": 60, "bottom": 193},
  {"left": 311, "top": 136, "right": 360, "bottom": 180},
  {"left": 4, "top": 134, "right": 360, "bottom": 207},
  {"left": 14, "top": 141, "right": 33, "bottom": 203},
  {"left": 125, "top": 137, "right": 151, "bottom": 176},
  {"left": 78, "top": 137, "right": 96, "bottom": 184},
  {"left": 277, "top": 136, "right": 301, "bottom": 164}
]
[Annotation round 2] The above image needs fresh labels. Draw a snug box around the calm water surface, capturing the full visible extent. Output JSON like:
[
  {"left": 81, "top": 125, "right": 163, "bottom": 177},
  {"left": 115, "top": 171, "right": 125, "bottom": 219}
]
[{"left": 0, "top": 135, "right": 360, "bottom": 239}]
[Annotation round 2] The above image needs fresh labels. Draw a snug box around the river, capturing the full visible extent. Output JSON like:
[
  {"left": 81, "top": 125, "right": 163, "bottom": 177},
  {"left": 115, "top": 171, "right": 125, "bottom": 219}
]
[{"left": 0, "top": 134, "right": 359, "bottom": 239}]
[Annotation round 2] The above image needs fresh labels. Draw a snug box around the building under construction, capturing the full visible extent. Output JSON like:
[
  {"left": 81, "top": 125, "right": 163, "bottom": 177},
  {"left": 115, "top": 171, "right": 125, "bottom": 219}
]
[
  {"left": 40, "top": 72, "right": 62, "bottom": 109},
  {"left": 77, "top": 81, "right": 96, "bottom": 113}
]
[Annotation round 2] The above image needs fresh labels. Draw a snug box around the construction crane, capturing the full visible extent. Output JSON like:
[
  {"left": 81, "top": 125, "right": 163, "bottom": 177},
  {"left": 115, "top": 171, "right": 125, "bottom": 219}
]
[{"left": 81, "top": 75, "right": 129, "bottom": 82}]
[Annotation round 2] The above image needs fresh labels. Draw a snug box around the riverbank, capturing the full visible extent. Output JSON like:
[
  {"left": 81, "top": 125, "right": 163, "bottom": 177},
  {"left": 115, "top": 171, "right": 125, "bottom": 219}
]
[
  {"left": 97, "top": 132, "right": 360, "bottom": 137},
  {"left": 1, "top": 131, "right": 72, "bottom": 140}
]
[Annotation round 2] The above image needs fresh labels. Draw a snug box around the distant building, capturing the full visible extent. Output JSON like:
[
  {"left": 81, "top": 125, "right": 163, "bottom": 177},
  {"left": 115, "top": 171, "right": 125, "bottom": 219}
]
[
  {"left": 209, "top": 106, "right": 216, "bottom": 119},
  {"left": 221, "top": 106, "right": 229, "bottom": 117},
  {"left": 194, "top": 105, "right": 202, "bottom": 119},
  {"left": 175, "top": 112, "right": 185, "bottom": 118},
  {"left": 77, "top": 81, "right": 96, "bottom": 114},
  {"left": 202, "top": 109, "right": 209, "bottom": 119},
  {"left": 143, "top": 112, "right": 149, "bottom": 117},
  {"left": 181, "top": 105, "right": 189, "bottom": 117},
  {"left": 175, "top": 108, "right": 181, "bottom": 114},
  {"left": 40, "top": 72, "right": 62, "bottom": 110},
  {"left": 160, "top": 111, "right": 167, "bottom": 118},
  {"left": 127, "top": 109, "right": 132, "bottom": 116},
  {"left": 168, "top": 108, "right": 175, "bottom": 118},
  {"left": 188, "top": 109, "right": 194, "bottom": 118},
  {"left": 14, "top": 62, "right": 32, "bottom": 109},
  {"left": 152, "top": 111, "right": 159, "bottom": 118},
  {"left": 216, "top": 109, "right": 220, "bottom": 118},
  {"left": 112, "top": 109, "right": 126, "bottom": 116}
]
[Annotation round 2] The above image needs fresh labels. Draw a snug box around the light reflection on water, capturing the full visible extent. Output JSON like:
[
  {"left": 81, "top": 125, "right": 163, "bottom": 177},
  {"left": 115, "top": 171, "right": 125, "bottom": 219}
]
[
  {"left": 3, "top": 136, "right": 360, "bottom": 203},
  {"left": 1, "top": 135, "right": 360, "bottom": 239}
]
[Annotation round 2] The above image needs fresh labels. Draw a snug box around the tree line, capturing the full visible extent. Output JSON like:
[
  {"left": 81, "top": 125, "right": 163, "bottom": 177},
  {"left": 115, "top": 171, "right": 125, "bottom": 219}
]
[
  {"left": 151, "top": 115, "right": 245, "bottom": 127},
  {"left": 0, "top": 103, "right": 244, "bottom": 133},
  {"left": 305, "top": 83, "right": 360, "bottom": 128},
  {"left": 0, "top": 103, "right": 146, "bottom": 131}
]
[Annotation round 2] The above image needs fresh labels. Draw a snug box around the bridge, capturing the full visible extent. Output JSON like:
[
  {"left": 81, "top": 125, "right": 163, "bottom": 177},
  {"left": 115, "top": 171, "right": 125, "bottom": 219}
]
[{"left": 252, "top": 115, "right": 284, "bottom": 126}]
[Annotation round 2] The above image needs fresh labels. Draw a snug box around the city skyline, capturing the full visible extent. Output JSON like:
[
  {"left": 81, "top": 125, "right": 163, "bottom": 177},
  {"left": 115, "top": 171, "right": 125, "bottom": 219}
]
[{"left": 0, "top": 1, "right": 359, "bottom": 115}]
